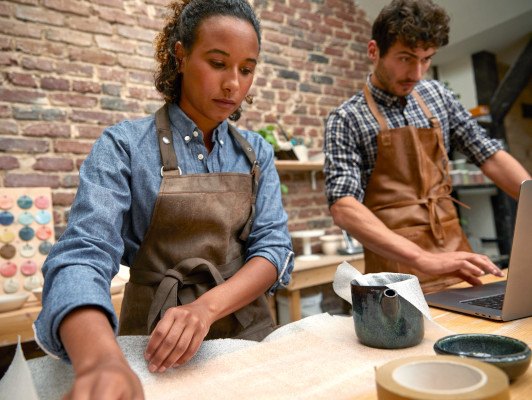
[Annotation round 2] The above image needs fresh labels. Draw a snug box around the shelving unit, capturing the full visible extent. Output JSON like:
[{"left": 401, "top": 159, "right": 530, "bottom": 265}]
[{"left": 274, "top": 160, "right": 323, "bottom": 190}]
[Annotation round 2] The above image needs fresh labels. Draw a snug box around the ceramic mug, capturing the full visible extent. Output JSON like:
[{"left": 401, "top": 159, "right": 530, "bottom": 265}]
[{"left": 351, "top": 281, "right": 424, "bottom": 349}]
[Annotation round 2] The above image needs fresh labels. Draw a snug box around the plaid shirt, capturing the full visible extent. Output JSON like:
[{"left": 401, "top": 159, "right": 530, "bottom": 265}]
[{"left": 324, "top": 77, "right": 504, "bottom": 206}]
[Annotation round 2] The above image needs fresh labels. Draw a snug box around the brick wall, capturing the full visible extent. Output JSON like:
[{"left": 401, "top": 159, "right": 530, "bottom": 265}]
[{"left": 0, "top": 0, "right": 372, "bottom": 251}]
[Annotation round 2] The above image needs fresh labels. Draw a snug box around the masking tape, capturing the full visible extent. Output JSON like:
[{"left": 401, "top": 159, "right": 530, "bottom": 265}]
[{"left": 375, "top": 355, "right": 510, "bottom": 400}]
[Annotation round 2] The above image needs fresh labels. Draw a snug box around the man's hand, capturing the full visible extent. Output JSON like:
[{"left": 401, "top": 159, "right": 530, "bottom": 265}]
[{"left": 413, "top": 250, "right": 505, "bottom": 285}]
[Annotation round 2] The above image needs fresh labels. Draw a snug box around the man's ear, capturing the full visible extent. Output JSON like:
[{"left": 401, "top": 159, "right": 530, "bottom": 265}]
[{"left": 367, "top": 40, "right": 379, "bottom": 62}]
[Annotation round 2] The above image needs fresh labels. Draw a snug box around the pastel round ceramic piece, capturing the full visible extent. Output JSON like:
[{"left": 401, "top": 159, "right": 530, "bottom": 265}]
[
  {"left": 3, "top": 278, "right": 20, "bottom": 294},
  {"left": 0, "top": 244, "right": 16, "bottom": 259},
  {"left": 20, "top": 243, "right": 37, "bottom": 258},
  {"left": 17, "top": 195, "right": 33, "bottom": 209},
  {"left": 0, "top": 292, "right": 30, "bottom": 312},
  {"left": 18, "top": 211, "right": 34, "bottom": 225},
  {"left": 34, "top": 210, "right": 52, "bottom": 225},
  {"left": 19, "top": 226, "right": 35, "bottom": 241},
  {"left": 20, "top": 260, "right": 38, "bottom": 276},
  {"left": 38, "top": 241, "right": 53, "bottom": 255},
  {"left": 0, "top": 195, "right": 14, "bottom": 210},
  {"left": 0, "top": 229, "right": 15, "bottom": 244},
  {"left": 34, "top": 195, "right": 50, "bottom": 210},
  {"left": 0, "top": 261, "right": 17, "bottom": 278},
  {"left": 0, "top": 211, "right": 15, "bottom": 226},
  {"left": 36, "top": 225, "right": 52, "bottom": 240},
  {"left": 434, "top": 333, "right": 532, "bottom": 380},
  {"left": 24, "top": 275, "right": 42, "bottom": 291}
]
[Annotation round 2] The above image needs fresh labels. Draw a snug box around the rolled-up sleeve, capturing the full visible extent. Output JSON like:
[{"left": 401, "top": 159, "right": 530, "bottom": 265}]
[
  {"left": 34, "top": 127, "right": 132, "bottom": 360},
  {"left": 445, "top": 88, "right": 504, "bottom": 166},
  {"left": 244, "top": 136, "right": 294, "bottom": 293}
]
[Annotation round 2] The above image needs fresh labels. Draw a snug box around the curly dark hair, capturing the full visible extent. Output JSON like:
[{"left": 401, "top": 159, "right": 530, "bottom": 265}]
[
  {"left": 154, "top": 0, "right": 261, "bottom": 121},
  {"left": 372, "top": 0, "right": 450, "bottom": 56}
]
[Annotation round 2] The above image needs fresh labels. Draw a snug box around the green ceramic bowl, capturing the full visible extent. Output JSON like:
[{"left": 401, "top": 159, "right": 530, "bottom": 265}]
[{"left": 434, "top": 333, "right": 531, "bottom": 380}]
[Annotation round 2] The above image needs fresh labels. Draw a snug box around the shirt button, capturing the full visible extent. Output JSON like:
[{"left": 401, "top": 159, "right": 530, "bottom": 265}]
[
  {"left": 193, "top": 130, "right": 199, "bottom": 138},
  {"left": 219, "top": 140, "right": 224, "bottom": 145},
  {"left": 184, "top": 136, "right": 191, "bottom": 142},
  {"left": 197, "top": 154, "right": 204, "bottom": 161}
]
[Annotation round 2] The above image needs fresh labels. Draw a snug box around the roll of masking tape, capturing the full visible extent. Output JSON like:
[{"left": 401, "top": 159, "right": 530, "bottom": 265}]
[{"left": 375, "top": 355, "right": 509, "bottom": 400}]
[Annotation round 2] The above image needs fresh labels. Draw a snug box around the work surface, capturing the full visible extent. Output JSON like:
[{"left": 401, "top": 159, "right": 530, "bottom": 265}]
[{"left": 2, "top": 275, "right": 530, "bottom": 400}]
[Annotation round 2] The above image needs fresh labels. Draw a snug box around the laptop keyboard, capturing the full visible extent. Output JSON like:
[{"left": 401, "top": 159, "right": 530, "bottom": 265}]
[{"left": 462, "top": 294, "right": 505, "bottom": 310}]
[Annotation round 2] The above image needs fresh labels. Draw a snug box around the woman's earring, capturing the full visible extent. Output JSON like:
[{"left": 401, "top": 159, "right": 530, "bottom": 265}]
[{"left": 245, "top": 95, "right": 254, "bottom": 105}]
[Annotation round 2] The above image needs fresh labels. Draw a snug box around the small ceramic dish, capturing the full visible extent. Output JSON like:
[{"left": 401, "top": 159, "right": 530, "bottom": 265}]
[
  {"left": 32, "top": 287, "right": 43, "bottom": 302},
  {"left": 110, "top": 280, "right": 126, "bottom": 295},
  {"left": 0, "top": 292, "right": 30, "bottom": 313},
  {"left": 434, "top": 333, "right": 531, "bottom": 380}
]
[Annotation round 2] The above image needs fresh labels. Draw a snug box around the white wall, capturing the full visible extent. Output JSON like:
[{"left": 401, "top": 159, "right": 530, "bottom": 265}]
[{"left": 436, "top": 57, "right": 477, "bottom": 110}]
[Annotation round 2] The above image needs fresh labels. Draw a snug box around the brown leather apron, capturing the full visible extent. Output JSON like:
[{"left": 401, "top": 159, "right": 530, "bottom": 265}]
[
  {"left": 118, "top": 104, "right": 275, "bottom": 340},
  {"left": 362, "top": 86, "right": 472, "bottom": 292}
]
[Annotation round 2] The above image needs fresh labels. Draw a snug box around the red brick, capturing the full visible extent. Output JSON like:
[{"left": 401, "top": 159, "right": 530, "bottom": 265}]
[
  {"left": 21, "top": 56, "right": 54, "bottom": 72},
  {"left": 49, "top": 93, "right": 98, "bottom": 108},
  {"left": 69, "top": 48, "right": 117, "bottom": 66},
  {"left": 98, "top": 67, "right": 127, "bottom": 82},
  {"left": 0, "top": 20, "right": 42, "bottom": 39},
  {"left": 15, "top": 4, "right": 65, "bottom": 25},
  {"left": 0, "top": 137, "right": 49, "bottom": 153},
  {"left": 51, "top": 191, "right": 76, "bottom": 206},
  {"left": 0, "top": 155, "right": 19, "bottom": 170},
  {"left": 116, "top": 25, "right": 156, "bottom": 43},
  {"left": 0, "top": 3, "right": 12, "bottom": 17},
  {"left": 33, "top": 157, "right": 74, "bottom": 171},
  {"left": 0, "top": 105, "right": 10, "bottom": 118},
  {"left": 70, "top": 110, "right": 116, "bottom": 125},
  {"left": 0, "top": 120, "right": 18, "bottom": 135},
  {"left": 76, "top": 125, "right": 103, "bottom": 139},
  {"left": 45, "top": 27, "right": 92, "bottom": 46},
  {"left": 41, "top": 77, "right": 70, "bottom": 91},
  {"left": 62, "top": 174, "right": 80, "bottom": 188},
  {"left": 0, "top": 88, "right": 46, "bottom": 104},
  {"left": 56, "top": 62, "right": 93, "bottom": 77},
  {"left": 73, "top": 81, "right": 101, "bottom": 94},
  {"left": 54, "top": 139, "right": 94, "bottom": 154},
  {"left": 23, "top": 123, "right": 70, "bottom": 138},
  {"left": 95, "top": 35, "right": 135, "bottom": 54},
  {"left": 43, "top": 0, "right": 90, "bottom": 16},
  {"left": 96, "top": 7, "right": 136, "bottom": 25},
  {"left": 66, "top": 15, "right": 113, "bottom": 35},
  {"left": 4, "top": 173, "right": 60, "bottom": 188},
  {"left": 118, "top": 55, "right": 154, "bottom": 71}
]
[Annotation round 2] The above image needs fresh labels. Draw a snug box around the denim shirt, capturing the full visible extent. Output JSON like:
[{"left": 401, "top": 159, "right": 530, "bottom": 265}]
[{"left": 34, "top": 104, "right": 294, "bottom": 360}]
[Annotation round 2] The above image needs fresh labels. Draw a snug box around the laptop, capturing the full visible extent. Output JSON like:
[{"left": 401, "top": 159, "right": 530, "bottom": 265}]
[{"left": 425, "top": 179, "right": 532, "bottom": 321}]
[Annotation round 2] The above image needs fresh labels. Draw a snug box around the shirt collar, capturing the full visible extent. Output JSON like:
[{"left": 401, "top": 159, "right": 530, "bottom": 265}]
[
  {"left": 167, "top": 103, "right": 229, "bottom": 146},
  {"left": 366, "top": 75, "right": 413, "bottom": 108}
]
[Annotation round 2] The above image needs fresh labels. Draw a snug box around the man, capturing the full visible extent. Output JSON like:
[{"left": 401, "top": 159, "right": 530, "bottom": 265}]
[{"left": 323, "top": 0, "right": 530, "bottom": 292}]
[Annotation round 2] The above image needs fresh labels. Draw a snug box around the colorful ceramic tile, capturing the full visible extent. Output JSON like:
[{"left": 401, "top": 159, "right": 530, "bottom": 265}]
[
  {"left": 0, "top": 261, "right": 17, "bottom": 278},
  {"left": 19, "top": 226, "right": 35, "bottom": 241},
  {"left": 34, "top": 195, "right": 50, "bottom": 209},
  {"left": 3, "top": 277, "right": 20, "bottom": 293},
  {"left": 0, "top": 195, "right": 14, "bottom": 210},
  {"left": 17, "top": 195, "right": 33, "bottom": 209},
  {"left": 18, "top": 211, "right": 34, "bottom": 226},
  {"left": 34, "top": 210, "right": 52, "bottom": 225},
  {"left": 36, "top": 226, "right": 52, "bottom": 241},
  {"left": 0, "top": 211, "right": 15, "bottom": 226},
  {"left": 38, "top": 241, "right": 53, "bottom": 256},
  {"left": 20, "top": 260, "right": 37, "bottom": 276},
  {"left": 0, "top": 229, "right": 15, "bottom": 244},
  {"left": 20, "top": 244, "right": 36, "bottom": 258},
  {"left": 0, "top": 244, "right": 16, "bottom": 260}
]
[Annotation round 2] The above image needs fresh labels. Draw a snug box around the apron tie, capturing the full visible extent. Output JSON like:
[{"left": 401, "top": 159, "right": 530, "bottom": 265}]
[
  {"left": 141, "top": 257, "right": 253, "bottom": 333},
  {"left": 371, "top": 193, "right": 470, "bottom": 246}
]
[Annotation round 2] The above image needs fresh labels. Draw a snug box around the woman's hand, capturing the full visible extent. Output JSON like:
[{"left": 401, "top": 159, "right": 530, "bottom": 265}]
[
  {"left": 63, "top": 355, "right": 143, "bottom": 400},
  {"left": 144, "top": 302, "right": 213, "bottom": 373}
]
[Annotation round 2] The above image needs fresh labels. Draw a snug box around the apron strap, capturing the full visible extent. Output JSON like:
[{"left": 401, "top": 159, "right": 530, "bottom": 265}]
[
  {"left": 155, "top": 104, "right": 179, "bottom": 172},
  {"left": 363, "top": 85, "right": 388, "bottom": 131},
  {"left": 227, "top": 125, "right": 260, "bottom": 241},
  {"left": 130, "top": 256, "right": 253, "bottom": 333}
]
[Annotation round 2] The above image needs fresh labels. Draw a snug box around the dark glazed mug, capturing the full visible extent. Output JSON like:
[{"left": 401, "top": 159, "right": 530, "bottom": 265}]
[{"left": 351, "top": 280, "right": 424, "bottom": 349}]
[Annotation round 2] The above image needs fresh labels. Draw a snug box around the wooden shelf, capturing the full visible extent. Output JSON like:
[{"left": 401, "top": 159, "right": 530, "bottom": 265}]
[{"left": 274, "top": 160, "right": 323, "bottom": 172}]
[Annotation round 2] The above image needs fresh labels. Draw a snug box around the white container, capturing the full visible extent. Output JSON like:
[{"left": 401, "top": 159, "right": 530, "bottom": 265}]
[
  {"left": 276, "top": 292, "right": 323, "bottom": 326},
  {"left": 319, "top": 234, "right": 343, "bottom": 255}
]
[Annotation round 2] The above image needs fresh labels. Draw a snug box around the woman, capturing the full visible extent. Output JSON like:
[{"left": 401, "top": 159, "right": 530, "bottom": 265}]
[{"left": 34, "top": 1, "right": 294, "bottom": 398}]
